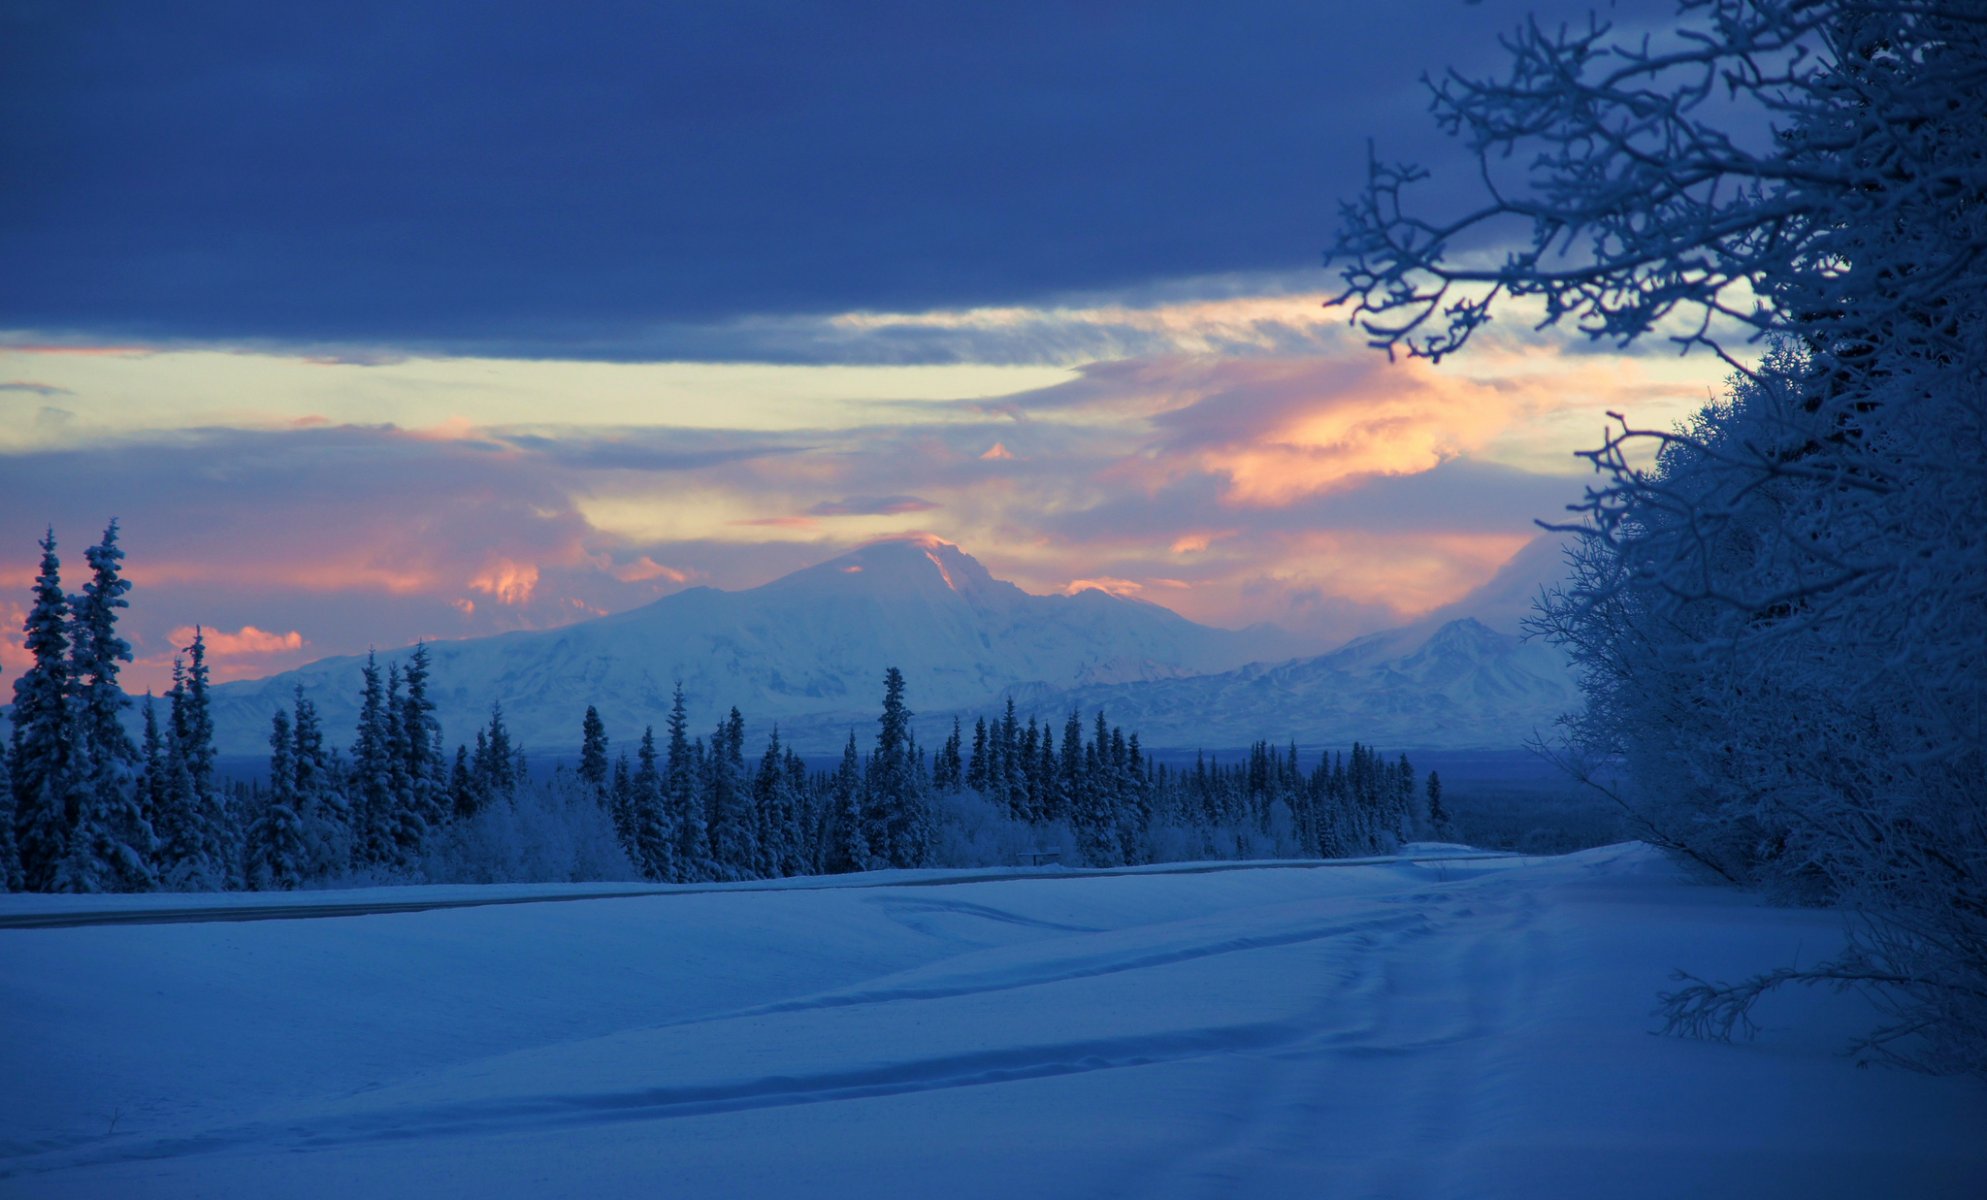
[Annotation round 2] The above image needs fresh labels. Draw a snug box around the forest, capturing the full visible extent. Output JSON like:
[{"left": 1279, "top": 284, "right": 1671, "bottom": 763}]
[{"left": 1, "top": 523, "right": 1447, "bottom": 894}]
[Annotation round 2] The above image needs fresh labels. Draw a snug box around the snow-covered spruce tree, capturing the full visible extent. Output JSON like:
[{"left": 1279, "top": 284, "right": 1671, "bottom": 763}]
[
  {"left": 66, "top": 519, "right": 155, "bottom": 891},
  {"left": 663, "top": 683, "right": 710, "bottom": 882},
  {"left": 579, "top": 705, "right": 609, "bottom": 798},
  {"left": 0, "top": 735, "right": 20, "bottom": 891},
  {"left": 871, "top": 668, "right": 933, "bottom": 869},
  {"left": 290, "top": 688, "right": 351, "bottom": 877},
  {"left": 401, "top": 642, "right": 445, "bottom": 830},
  {"left": 632, "top": 724, "right": 672, "bottom": 881},
  {"left": 1330, "top": 0, "right": 1986, "bottom": 1073},
  {"left": 707, "top": 707, "right": 755, "bottom": 880},
  {"left": 828, "top": 730, "right": 870, "bottom": 873},
  {"left": 349, "top": 651, "right": 392, "bottom": 867},
  {"left": 11, "top": 531, "right": 76, "bottom": 891},
  {"left": 250, "top": 709, "right": 308, "bottom": 890},
  {"left": 156, "top": 635, "right": 227, "bottom": 889}
]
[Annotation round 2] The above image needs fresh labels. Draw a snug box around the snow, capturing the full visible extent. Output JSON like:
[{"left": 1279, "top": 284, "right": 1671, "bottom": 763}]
[
  {"left": 3, "top": 845, "right": 1983, "bottom": 1198},
  {"left": 201, "top": 539, "right": 1305, "bottom": 756}
]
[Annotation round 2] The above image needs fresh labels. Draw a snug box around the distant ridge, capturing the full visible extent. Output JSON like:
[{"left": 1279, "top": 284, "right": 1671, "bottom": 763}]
[{"left": 204, "top": 537, "right": 1305, "bottom": 756}]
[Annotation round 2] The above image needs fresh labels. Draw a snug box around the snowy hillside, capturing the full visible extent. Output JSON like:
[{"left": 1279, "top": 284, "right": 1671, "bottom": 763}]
[
  {"left": 204, "top": 537, "right": 1302, "bottom": 756},
  {"left": 979, "top": 616, "right": 1581, "bottom": 752},
  {"left": 3, "top": 847, "right": 1982, "bottom": 1198}
]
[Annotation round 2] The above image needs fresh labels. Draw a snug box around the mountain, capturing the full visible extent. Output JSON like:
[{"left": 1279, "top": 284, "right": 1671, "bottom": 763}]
[
  {"left": 205, "top": 537, "right": 1305, "bottom": 756},
  {"left": 973, "top": 615, "right": 1581, "bottom": 753}
]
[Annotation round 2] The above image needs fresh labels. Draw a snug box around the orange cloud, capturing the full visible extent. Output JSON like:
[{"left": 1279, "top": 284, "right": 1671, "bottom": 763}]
[
  {"left": 606, "top": 555, "right": 690, "bottom": 584},
  {"left": 979, "top": 442, "right": 1015, "bottom": 460},
  {"left": 1063, "top": 576, "right": 1145, "bottom": 598},
  {"left": 468, "top": 559, "right": 540, "bottom": 605},
  {"left": 167, "top": 624, "right": 306, "bottom": 657}
]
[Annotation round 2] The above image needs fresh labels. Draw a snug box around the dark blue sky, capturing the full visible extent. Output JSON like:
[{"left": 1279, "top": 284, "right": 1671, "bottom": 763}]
[{"left": 0, "top": 0, "right": 1627, "bottom": 359}]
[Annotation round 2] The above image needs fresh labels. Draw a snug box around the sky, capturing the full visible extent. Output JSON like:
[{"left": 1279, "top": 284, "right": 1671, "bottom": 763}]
[{"left": 0, "top": 0, "right": 1724, "bottom": 696}]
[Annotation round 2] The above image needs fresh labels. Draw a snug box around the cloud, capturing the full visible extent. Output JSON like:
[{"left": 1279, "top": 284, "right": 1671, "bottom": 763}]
[
  {"left": 1063, "top": 577, "right": 1145, "bottom": 598},
  {"left": 806, "top": 495, "right": 939, "bottom": 517},
  {"left": 468, "top": 559, "right": 540, "bottom": 606},
  {"left": 168, "top": 625, "right": 305, "bottom": 657},
  {"left": 0, "top": 0, "right": 1637, "bottom": 358},
  {"left": 0, "top": 381, "right": 73, "bottom": 397}
]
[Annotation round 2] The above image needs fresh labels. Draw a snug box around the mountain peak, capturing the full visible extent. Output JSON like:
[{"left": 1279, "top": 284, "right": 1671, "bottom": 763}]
[{"left": 760, "top": 534, "right": 1008, "bottom": 605}]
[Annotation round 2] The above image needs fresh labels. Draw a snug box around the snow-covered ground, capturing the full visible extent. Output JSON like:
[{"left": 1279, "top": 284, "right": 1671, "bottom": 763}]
[{"left": 2, "top": 845, "right": 1982, "bottom": 1198}]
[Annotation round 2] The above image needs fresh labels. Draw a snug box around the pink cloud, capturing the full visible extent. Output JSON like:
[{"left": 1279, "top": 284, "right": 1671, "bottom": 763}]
[
  {"left": 468, "top": 559, "right": 540, "bottom": 606},
  {"left": 167, "top": 624, "right": 306, "bottom": 657}
]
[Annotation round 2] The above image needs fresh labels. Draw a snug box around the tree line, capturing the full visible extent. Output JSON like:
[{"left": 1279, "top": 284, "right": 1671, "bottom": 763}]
[{"left": 3, "top": 526, "right": 1451, "bottom": 893}]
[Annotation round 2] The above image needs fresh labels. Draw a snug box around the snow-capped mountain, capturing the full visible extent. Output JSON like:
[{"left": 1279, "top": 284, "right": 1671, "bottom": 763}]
[
  {"left": 971, "top": 615, "right": 1581, "bottom": 753},
  {"left": 205, "top": 537, "right": 1303, "bottom": 756}
]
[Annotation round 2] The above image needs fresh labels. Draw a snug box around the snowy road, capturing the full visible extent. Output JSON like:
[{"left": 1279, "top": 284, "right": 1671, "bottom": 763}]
[
  {"left": 2, "top": 846, "right": 1983, "bottom": 1198},
  {"left": 0, "top": 852, "right": 1527, "bottom": 929}
]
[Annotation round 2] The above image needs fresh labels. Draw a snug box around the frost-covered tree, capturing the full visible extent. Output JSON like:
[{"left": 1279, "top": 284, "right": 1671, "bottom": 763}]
[
  {"left": 401, "top": 642, "right": 445, "bottom": 829},
  {"left": 156, "top": 634, "right": 226, "bottom": 890},
  {"left": 11, "top": 531, "right": 76, "bottom": 891},
  {"left": 869, "top": 668, "right": 932, "bottom": 869},
  {"left": 0, "top": 734, "right": 20, "bottom": 891},
  {"left": 579, "top": 705, "right": 609, "bottom": 796},
  {"left": 1332, "top": 0, "right": 1987, "bottom": 1074},
  {"left": 1426, "top": 771, "right": 1449, "bottom": 837},
  {"left": 250, "top": 709, "right": 308, "bottom": 889},
  {"left": 66, "top": 520, "right": 154, "bottom": 891},
  {"left": 831, "top": 730, "right": 870, "bottom": 872},
  {"left": 631, "top": 725, "right": 672, "bottom": 881},
  {"left": 707, "top": 708, "right": 755, "bottom": 880},
  {"left": 663, "top": 683, "right": 708, "bottom": 882}
]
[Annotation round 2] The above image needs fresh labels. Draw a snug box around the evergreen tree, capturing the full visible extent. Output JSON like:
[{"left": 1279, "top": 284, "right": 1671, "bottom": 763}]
[
  {"left": 610, "top": 752, "right": 634, "bottom": 859},
  {"left": 579, "top": 706, "right": 609, "bottom": 796},
  {"left": 250, "top": 709, "right": 307, "bottom": 889},
  {"left": 350, "top": 651, "right": 392, "bottom": 865},
  {"left": 380, "top": 663, "right": 427, "bottom": 870},
  {"left": 663, "top": 683, "right": 708, "bottom": 882},
  {"left": 401, "top": 642, "right": 444, "bottom": 828},
  {"left": 66, "top": 521, "right": 154, "bottom": 891},
  {"left": 1425, "top": 770, "right": 1449, "bottom": 837},
  {"left": 967, "top": 716, "right": 989, "bottom": 793},
  {"left": 752, "top": 728, "right": 791, "bottom": 878},
  {"left": 156, "top": 642, "right": 224, "bottom": 889},
  {"left": 707, "top": 708, "right": 755, "bottom": 879},
  {"left": 632, "top": 725, "right": 672, "bottom": 881},
  {"left": 870, "top": 668, "right": 931, "bottom": 869},
  {"left": 0, "top": 734, "right": 20, "bottom": 891},
  {"left": 292, "top": 689, "right": 350, "bottom": 877},
  {"left": 11, "top": 530, "right": 76, "bottom": 891},
  {"left": 832, "top": 730, "right": 870, "bottom": 872}
]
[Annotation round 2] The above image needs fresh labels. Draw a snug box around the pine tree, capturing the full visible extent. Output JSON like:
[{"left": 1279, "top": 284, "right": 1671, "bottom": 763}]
[
  {"left": 350, "top": 651, "right": 392, "bottom": 865},
  {"left": 11, "top": 530, "right": 76, "bottom": 891},
  {"left": 579, "top": 706, "right": 609, "bottom": 796},
  {"left": 0, "top": 735, "right": 20, "bottom": 891},
  {"left": 610, "top": 752, "right": 634, "bottom": 860},
  {"left": 292, "top": 688, "right": 350, "bottom": 877},
  {"left": 833, "top": 730, "right": 870, "bottom": 872},
  {"left": 632, "top": 725, "right": 671, "bottom": 881},
  {"left": 66, "top": 520, "right": 154, "bottom": 891},
  {"left": 250, "top": 709, "right": 307, "bottom": 889},
  {"left": 156, "top": 641, "right": 224, "bottom": 889},
  {"left": 663, "top": 683, "right": 708, "bottom": 882},
  {"left": 1426, "top": 770, "right": 1449, "bottom": 837},
  {"left": 707, "top": 708, "right": 756, "bottom": 879},
  {"left": 869, "top": 668, "right": 931, "bottom": 869},
  {"left": 401, "top": 642, "right": 443, "bottom": 828},
  {"left": 380, "top": 663, "right": 426, "bottom": 870},
  {"left": 967, "top": 716, "right": 989, "bottom": 793}
]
